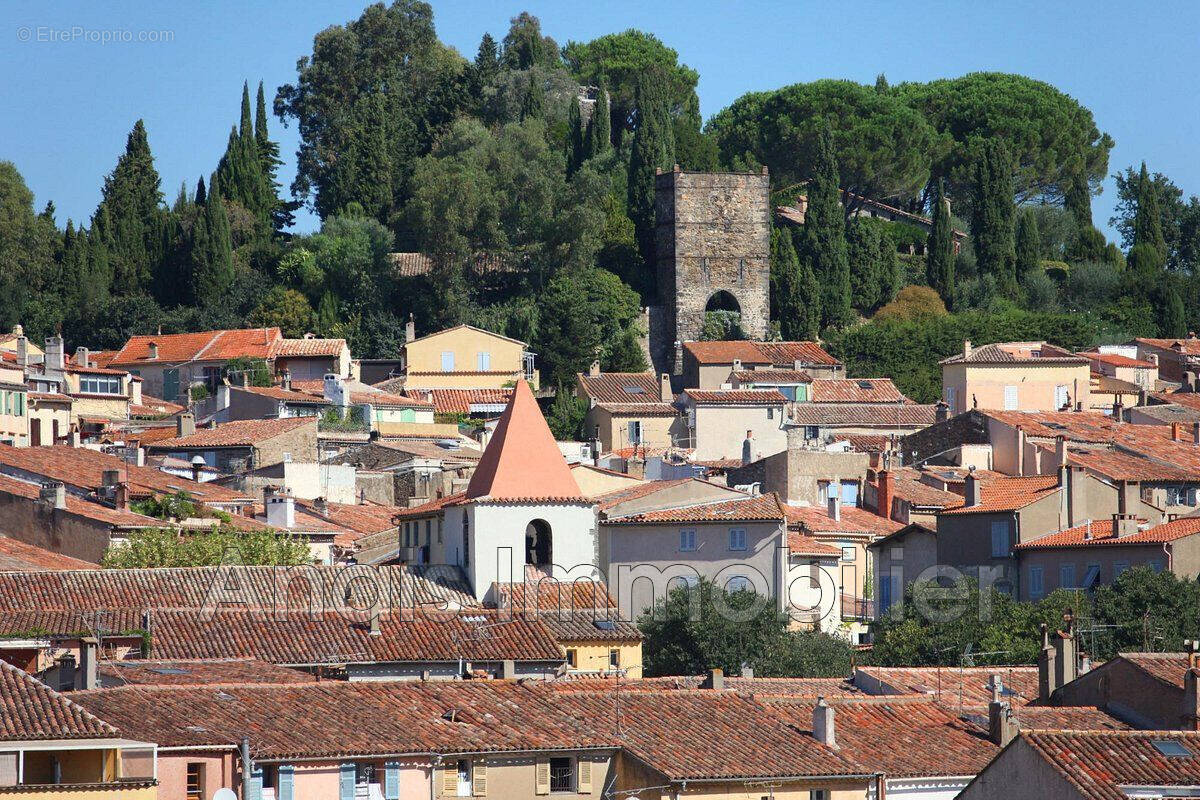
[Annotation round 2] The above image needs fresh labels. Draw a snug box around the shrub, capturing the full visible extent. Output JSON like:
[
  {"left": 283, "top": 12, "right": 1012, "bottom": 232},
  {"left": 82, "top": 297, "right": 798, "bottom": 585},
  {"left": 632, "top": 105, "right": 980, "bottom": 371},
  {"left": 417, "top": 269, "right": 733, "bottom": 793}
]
[{"left": 872, "top": 285, "right": 948, "bottom": 323}]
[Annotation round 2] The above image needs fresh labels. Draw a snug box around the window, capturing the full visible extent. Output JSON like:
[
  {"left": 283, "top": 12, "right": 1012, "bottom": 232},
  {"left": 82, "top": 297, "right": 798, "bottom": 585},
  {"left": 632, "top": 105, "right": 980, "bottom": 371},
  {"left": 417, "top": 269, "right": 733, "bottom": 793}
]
[
  {"left": 461, "top": 514, "right": 470, "bottom": 567},
  {"left": 726, "top": 575, "right": 752, "bottom": 593},
  {"left": 1082, "top": 564, "right": 1102, "bottom": 589},
  {"left": 1004, "top": 385, "right": 1019, "bottom": 410},
  {"left": 1152, "top": 739, "right": 1193, "bottom": 758},
  {"left": 817, "top": 481, "right": 830, "bottom": 503},
  {"left": 628, "top": 420, "right": 642, "bottom": 444},
  {"left": 608, "top": 649, "right": 620, "bottom": 669},
  {"left": 840, "top": 546, "right": 855, "bottom": 562},
  {"left": 355, "top": 764, "right": 377, "bottom": 787},
  {"left": 440, "top": 351, "right": 455, "bottom": 372},
  {"left": 549, "top": 757, "right": 573, "bottom": 793},
  {"left": 728, "top": 528, "right": 747, "bottom": 551},
  {"left": 945, "top": 386, "right": 957, "bottom": 414},
  {"left": 1029, "top": 566, "right": 1044, "bottom": 599},
  {"left": 1055, "top": 384, "right": 1069, "bottom": 410},
  {"left": 186, "top": 763, "right": 205, "bottom": 800},
  {"left": 79, "top": 376, "right": 122, "bottom": 395},
  {"left": 767, "top": 406, "right": 774, "bottom": 420},
  {"left": 679, "top": 529, "right": 697, "bottom": 552},
  {"left": 840, "top": 481, "right": 858, "bottom": 506},
  {"left": 424, "top": 519, "right": 431, "bottom": 546},
  {"left": 455, "top": 759, "right": 471, "bottom": 797},
  {"left": 804, "top": 425, "right": 819, "bottom": 440},
  {"left": 1114, "top": 561, "right": 1130, "bottom": 577},
  {"left": 12, "top": 393, "right": 22, "bottom": 417},
  {"left": 1060, "top": 563, "right": 1076, "bottom": 589},
  {"left": 810, "top": 791, "right": 831, "bottom": 800},
  {"left": 476, "top": 351, "right": 491, "bottom": 371},
  {"left": 990, "top": 521, "right": 1010, "bottom": 558},
  {"left": 565, "top": 649, "right": 577, "bottom": 668}
]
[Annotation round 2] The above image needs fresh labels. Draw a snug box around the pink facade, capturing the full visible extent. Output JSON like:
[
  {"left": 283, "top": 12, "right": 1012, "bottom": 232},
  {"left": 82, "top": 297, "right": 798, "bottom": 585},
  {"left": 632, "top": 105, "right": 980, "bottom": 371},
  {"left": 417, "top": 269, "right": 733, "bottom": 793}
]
[{"left": 154, "top": 753, "right": 431, "bottom": 800}]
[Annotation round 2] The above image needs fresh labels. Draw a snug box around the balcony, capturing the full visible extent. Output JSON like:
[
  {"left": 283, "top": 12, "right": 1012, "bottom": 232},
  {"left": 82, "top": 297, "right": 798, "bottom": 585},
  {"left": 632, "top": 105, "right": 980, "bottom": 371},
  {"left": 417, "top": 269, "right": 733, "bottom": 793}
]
[{"left": 0, "top": 740, "right": 156, "bottom": 800}]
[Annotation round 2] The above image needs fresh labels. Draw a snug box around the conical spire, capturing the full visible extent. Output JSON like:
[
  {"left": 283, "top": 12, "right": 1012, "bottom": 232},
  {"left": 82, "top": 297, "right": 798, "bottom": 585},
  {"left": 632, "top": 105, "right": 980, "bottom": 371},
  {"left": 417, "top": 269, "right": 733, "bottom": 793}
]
[{"left": 465, "top": 381, "right": 581, "bottom": 501}]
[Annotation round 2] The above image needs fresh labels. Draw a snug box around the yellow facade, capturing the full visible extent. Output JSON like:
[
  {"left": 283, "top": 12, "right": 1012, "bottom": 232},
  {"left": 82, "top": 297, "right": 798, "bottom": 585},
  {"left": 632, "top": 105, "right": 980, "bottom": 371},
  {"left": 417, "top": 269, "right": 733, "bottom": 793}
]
[
  {"left": 0, "top": 785, "right": 156, "bottom": 800},
  {"left": 562, "top": 640, "right": 643, "bottom": 679},
  {"left": 585, "top": 406, "right": 680, "bottom": 454},
  {"left": 404, "top": 326, "right": 537, "bottom": 390},
  {"left": 942, "top": 362, "right": 1092, "bottom": 414},
  {"left": 64, "top": 371, "right": 132, "bottom": 422}
]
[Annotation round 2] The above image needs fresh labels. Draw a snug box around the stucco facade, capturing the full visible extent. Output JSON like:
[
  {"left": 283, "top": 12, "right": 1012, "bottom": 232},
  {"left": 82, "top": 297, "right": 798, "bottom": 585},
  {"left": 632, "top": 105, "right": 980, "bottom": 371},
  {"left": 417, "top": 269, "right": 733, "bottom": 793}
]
[
  {"left": 403, "top": 326, "right": 536, "bottom": 390},
  {"left": 942, "top": 361, "right": 1092, "bottom": 415},
  {"left": 584, "top": 406, "right": 682, "bottom": 454},
  {"left": 680, "top": 399, "right": 788, "bottom": 462}
]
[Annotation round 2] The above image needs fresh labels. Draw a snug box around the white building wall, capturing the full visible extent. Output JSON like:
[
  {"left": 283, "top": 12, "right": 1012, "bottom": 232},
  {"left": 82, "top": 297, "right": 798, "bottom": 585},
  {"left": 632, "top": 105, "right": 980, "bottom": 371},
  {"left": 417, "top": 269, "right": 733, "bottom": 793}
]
[
  {"left": 690, "top": 403, "right": 788, "bottom": 461},
  {"left": 465, "top": 502, "right": 599, "bottom": 600},
  {"left": 785, "top": 557, "right": 841, "bottom": 634}
]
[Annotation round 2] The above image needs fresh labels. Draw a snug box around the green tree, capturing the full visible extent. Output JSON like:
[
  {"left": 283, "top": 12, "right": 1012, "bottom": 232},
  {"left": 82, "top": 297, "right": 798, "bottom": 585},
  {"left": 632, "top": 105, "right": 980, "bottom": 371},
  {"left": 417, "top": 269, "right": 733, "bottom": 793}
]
[
  {"left": 501, "top": 12, "right": 557, "bottom": 71},
  {"left": 876, "top": 226, "right": 902, "bottom": 307},
  {"left": 971, "top": 139, "right": 1017, "bottom": 290},
  {"left": 846, "top": 218, "right": 883, "bottom": 313},
  {"left": 250, "top": 286, "right": 317, "bottom": 337},
  {"left": 191, "top": 175, "right": 234, "bottom": 306},
  {"left": 223, "top": 356, "right": 273, "bottom": 387},
  {"left": 565, "top": 96, "right": 585, "bottom": 175},
  {"left": 627, "top": 67, "right": 675, "bottom": 268},
  {"left": 96, "top": 120, "right": 163, "bottom": 294},
  {"left": 1015, "top": 207, "right": 1042, "bottom": 280},
  {"left": 1132, "top": 162, "right": 1168, "bottom": 265},
  {"left": 103, "top": 526, "right": 312, "bottom": 568},
  {"left": 585, "top": 86, "right": 612, "bottom": 158},
  {"left": 771, "top": 227, "right": 819, "bottom": 340},
  {"left": 546, "top": 385, "right": 587, "bottom": 440},
  {"left": 802, "top": 123, "right": 851, "bottom": 328},
  {"left": 1159, "top": 275, "right": 1187, "bottom": 337}
]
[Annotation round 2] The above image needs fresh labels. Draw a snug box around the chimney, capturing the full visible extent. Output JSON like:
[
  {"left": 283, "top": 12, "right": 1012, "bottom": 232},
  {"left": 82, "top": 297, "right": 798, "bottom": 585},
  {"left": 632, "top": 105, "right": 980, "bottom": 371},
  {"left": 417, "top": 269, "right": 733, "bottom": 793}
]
[
  {"left": 147, "top": 341, "right": 159, "bottom": 360},
  {"left": 73, "top": 347, "right": 89, "bottom": 367},
  {"left": 1068, "top": 467, "right": 1087, "bottom": 529},
  {"left": 1038, "top": 624, "right": 1058, "bottom": 700},
  {"left": 15, "top": 335, "right": 27, "bottom": 370},
  {"left": 741, "top": 662, "right": 754, "bottom": 679},
  {"left": 741, "top": 430, "right": 754, "bottom": 466},
  {"left": 113, "top": 482, "right": 128, "bottom": 511},
  {"left": 733, "top": 358, "right": 742, "bottom": 373},
  {"left": 1194, "top": 422, "right": 1200, "bottom": 446},
  {"left": 1113, "top": 400, "right": 1124, "bottom": 421},
  {"left": 1055, "top": 435, "right": 1068, "bottom": 468},
  {"left": 660, "top": 373, "right": 671, "bottom": 403},
  {"left": 128, "top": 377, "right": 142, "bottom": 405},
  {"left": 314, "top": 496, "right": 329, "bottom": 518},
  {"left": 1112, "top": 514, "right": 1140, "bottom": 538},
  {"left": 177, "top": 412, "right": 195, "bottom": 438},
  {"left": 812, "top": 697, "right": 836, "bottom": 749},
  {"left": 1172, "top": 422, "right": 1184, "bottom": 442},
  {"left": 1054, "top": 612, "right": 1078, "bottom": 690},
  {"left": 80, "top": 637, "right": 99, "bottom": 690},
  {"left": 190, "top": 455, "right": 205, "bottom": 483},
  {"left": 501, "top": 659, "right": 516, "bottom": 679},
  {"left": 265, "top": 487, "right": 296, "bottom": 529},
  {"left": 44, "top": 335, "right": 64, "bottom": 372},
  {"left": 1016, "top": 426, "right": 1026, "bottom": 475},
  {"left": 988, "top": 675, "right": 1018, "bottom": 747},
  {"left": 588, "top": 359, "right": 601, "bottom": 377},
  {"left": 39, "top": 481, "right": 66, "bottom": 510},
  {"left": 101, "top": 468, "right": 121, "bottom": 488},
  {"left": 1117, "top": 481, "right": 1140, "bottom": 516},
  {"left": 935, "top": 400, "right": 949, "bottom": 423},
  {"left": 323, "top": 373, "right": 349, "bottom": 409},
  {"left": 827, "top": 494, "right": 842, "bottom": 521},
  {"left": 701, "top": 668, "right": 724, "bottom": 690},
  {"left": 131, "top": 447, "right": 146, "bottom": 467},
  {"left": 963, "top": 340, "right": 973, "bottom": 358},
  {"left": 368, "top": 604, "right": 383, "bottom": 636},
  {"left": 877, "top": 469, "right": 894, "bottom": 520},
  {"left": 965, "top": 469, "right": 982, "bottom": 507},
  {"left": 405, "top": 314, "right": 415, "bottom": 343},
  {"left": 281, "top": 371, "right": 292, "bottom": 391}
]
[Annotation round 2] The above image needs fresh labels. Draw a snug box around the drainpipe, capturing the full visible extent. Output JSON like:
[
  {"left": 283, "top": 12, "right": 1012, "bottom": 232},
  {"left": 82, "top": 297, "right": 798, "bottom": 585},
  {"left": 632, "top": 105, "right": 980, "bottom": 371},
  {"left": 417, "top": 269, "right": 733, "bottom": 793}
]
[{"left": 240, "top": 738, "right": 252, "bottom": 800}]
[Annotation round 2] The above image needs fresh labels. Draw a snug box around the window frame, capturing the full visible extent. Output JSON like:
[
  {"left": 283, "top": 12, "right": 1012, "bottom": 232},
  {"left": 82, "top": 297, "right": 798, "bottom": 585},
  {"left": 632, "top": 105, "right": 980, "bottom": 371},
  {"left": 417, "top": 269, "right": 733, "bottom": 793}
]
[
  {"left": 548, "top": 757, "right": 574, "bottom": 793},
  {"left": 1060, "top": 563, "right": 1076, "bottom": 590},
  {"left": 728, "top": 527, "right": 747, "bottom": 551},
  {"left": 608, "top": 649, "right": 620, "bottom": 669},
  {"left": 186, "top": 763, "right": 205, "bottom": 800},
  {"left": 1003, "top": 385, "right": 1019, "bottom": 411},
  {"left": 990, "top": 520, "right": 1011, "bottom": 558},
  {"left": 678, "top": 528, "right": 697, "bottom": 552},
  {"left": 1028, "top": 565, "right": 1044, "bottom": 599}
]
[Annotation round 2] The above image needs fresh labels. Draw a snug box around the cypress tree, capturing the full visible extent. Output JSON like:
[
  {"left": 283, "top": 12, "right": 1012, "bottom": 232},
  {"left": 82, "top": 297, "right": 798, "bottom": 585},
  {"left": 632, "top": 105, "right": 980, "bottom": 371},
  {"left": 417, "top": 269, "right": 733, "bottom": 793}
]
[
  {"left": 316, "top": 290, "right": 339, "bottom": 335},
  {"left": 876, "top": 228, "right": 902, "bottom": 307},
  {"left": 520, "top": 76, "right": 545, "bottom": 121},
  {"left": 473, "top": 34, "right": 500, "bottom": 92},
  {"left": 195, "top": 176, "right": 207, "bottom": 206},
  {"left": 874, "top": 73, "right": 889, "bottom": 93},
  {"left": 255, "top": 81, "right": 292, "bottom": 231},
  {"left": 1159, "top": 275, "right": 1187, "bottom": 337},
  {"left": 846, "top": 218, "right": 882, "bottom": 313},
  {"left": 191, "top": 175, "right": 234, "bottom": 306},
  {"left": 772, "top": 227, "right": 820, "bottom": 340},
  {"left": 95, "top": 119, "right": 163, "bottom": 294},
  {"left": 926, "top": 178, "right": 955, "bottom": 306},
  {"left": 566, "top": 97, "right": 584, "bottom": 177},
  {"left": 1065, "top": 171, "right": 1092, "bottom": 227},
  {"left": 587, "top": 86, "right": 611, "bottom": 159},
  {"left": 628, "top": 68, "right": 676, "bottom": 269},
  {"left": 1015, "top": 208, "right": 1042, "bottom": 279},
  {"left": 802, "top": 123, "right": 851, "bottom": 328},
  {"left": 970, "top": 139, "right": 1017, "bottom": 290},
  {"left": 1133, "top": 162, "right": 1167, "bottom": 264}
]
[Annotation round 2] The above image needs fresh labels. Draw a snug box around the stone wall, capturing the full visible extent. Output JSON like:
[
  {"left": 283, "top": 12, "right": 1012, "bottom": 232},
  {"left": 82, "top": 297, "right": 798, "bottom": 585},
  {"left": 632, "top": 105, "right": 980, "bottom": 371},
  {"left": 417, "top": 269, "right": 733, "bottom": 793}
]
[{"left": 654, "top": 169, "right": 771, "bottom": 368}]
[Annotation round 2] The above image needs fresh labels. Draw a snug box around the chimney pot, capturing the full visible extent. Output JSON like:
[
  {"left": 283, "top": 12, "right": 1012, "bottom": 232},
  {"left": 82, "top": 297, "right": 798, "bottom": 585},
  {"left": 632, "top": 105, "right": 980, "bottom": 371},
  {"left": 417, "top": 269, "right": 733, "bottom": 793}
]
[
  {"left": 965, "top": 469, "right": 982, "bottom": 507},
  {"left": 963, "top": 340, "right": 973, "bottom": 358},
  {"left": 828, "top": 494, "right": 842, "bottom": 521},
  {"left": 404, "top": 314, "right": 415, "bottom": 343},
  {"left": 177, "top": 412, "right": 196, "bottom": 438},
  {"left": 702, "top": 668, "right": 724, "bottom": 690},
  {"left": 877, "top": 469, "right": 894, "bottom": 520},
  {"left": 1172, "top": 422, "right": 1183, "bottom": 442},
  {"left": 147, "top": 341, "right": 159, "bottom": 360},
  {"left": 588, "top": 359, "right": 601, "bottom": 377},
  {"left": 813, "top": 697, "right": 836, "bottom": 748},
  {"left": 741, "top": 662, "right": 754, "bottom": 679},
  {"left": 660, "top": 373, "right": 671, "bottom": 403}
]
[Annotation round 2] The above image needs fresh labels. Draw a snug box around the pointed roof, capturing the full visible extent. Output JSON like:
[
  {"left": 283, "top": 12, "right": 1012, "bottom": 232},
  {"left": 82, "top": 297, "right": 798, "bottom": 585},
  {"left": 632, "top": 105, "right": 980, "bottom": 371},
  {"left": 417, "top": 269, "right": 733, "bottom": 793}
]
[{"left": 465, "top": 381, "right": 581, "bottom": 501}]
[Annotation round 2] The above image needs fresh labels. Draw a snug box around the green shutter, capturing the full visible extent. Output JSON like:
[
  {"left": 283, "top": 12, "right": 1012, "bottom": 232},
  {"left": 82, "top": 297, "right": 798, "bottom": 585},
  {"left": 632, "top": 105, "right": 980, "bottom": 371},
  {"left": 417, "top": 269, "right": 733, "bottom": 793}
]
[
  {"left": 339, "top": 763, "right": 356, "bottom": 800},
  {"left": 384, "top": 762, "right": 400, "bottom": 800},
  {"left": 277, "top": 765, "right": 294, "bottom": 800}
]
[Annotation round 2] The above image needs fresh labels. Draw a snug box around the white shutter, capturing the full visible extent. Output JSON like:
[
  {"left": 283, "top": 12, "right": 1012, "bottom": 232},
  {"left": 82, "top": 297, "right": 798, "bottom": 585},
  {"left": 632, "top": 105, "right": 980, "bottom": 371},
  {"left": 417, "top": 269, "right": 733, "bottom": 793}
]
[
  {"left": 577, "top": 758, "right": 592, "bottom": 794},
  {"left": 441, "top": 764, "right": 458, "bottom": 796},
  {"left": 535, "top": 759, "right": 550, "bottom": 795},
  {"left": 472, "top": 760, "right": 487, "bottom": 797}
]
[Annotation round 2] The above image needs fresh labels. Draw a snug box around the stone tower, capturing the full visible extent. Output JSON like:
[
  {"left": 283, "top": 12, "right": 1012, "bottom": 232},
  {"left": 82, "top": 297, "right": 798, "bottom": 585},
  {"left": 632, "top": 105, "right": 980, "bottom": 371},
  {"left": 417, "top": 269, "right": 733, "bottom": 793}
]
[{"left": 652, "top": 167, "right": 771, "bottom": 373}]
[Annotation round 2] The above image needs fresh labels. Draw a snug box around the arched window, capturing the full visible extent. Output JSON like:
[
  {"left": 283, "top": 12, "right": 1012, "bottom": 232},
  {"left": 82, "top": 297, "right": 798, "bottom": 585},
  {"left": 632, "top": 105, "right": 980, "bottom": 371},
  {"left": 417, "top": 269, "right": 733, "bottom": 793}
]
[
  {"left": 525, "top": 519, "right": 552, "bottom": 567},
  {"left": 705, "top": 290, "right": 741, "bottom": 314}
]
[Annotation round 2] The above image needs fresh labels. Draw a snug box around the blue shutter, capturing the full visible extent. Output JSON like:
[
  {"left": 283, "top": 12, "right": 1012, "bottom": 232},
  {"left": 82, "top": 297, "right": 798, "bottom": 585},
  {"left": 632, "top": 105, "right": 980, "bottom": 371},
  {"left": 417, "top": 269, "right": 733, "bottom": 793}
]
[
  {"left": 340, "top": 763, "right": 356, "bottom": 800},
  {"left": 248, "top": 767, "right": 263, "bottom": 800},
  {"left": 384, "top": 762, "right": 400, "bottom": 800},
  {"left": 277, "top": 766, "right": 294, "bottom": 800}
]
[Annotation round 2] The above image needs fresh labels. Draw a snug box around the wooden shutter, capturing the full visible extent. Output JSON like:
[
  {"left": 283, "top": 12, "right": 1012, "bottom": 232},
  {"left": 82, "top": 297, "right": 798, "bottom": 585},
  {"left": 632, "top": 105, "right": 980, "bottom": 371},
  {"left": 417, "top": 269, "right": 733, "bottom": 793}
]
[
  {"left": 384, "top": 762, "right": 400, "bottom": 800},
  {"left": 339, "top": 763, "right": 356, "bottom": 800},
  {"left": 535, "top": 758, "right": 550, "bottom": 795},
  {"left": 247, "top": 766, "right": 263, "bottom": 800},
  {"left": 577, "top": 758, "right": 592, "bottom": 794},
  {"left": 441, "top": 763, "right": 458, "bottom": 796},
  {"left": 277, "top": 765, "right": 294, "bottom": 800},
  {"left": 472, "top": 759, "right": 487, "bottom": 797}
]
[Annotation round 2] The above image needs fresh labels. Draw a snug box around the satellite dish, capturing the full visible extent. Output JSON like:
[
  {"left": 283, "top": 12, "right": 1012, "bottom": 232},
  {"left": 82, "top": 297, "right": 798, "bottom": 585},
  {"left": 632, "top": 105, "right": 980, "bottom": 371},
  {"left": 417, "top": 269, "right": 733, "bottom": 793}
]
[{"left": 213, "top": 788, "right": 237, "bottom": 800}]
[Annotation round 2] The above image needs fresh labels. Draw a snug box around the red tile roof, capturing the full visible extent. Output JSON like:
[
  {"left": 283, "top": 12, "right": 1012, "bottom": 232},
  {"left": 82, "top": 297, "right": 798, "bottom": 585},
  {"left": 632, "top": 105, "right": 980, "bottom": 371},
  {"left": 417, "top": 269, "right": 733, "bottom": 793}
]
[
  {"left": 111, "top": 328, "right": 282, "bottom": 364},
  {"left": 99, "top": 658, "right": 317, "bottom": 687},
  {"left": 237, "top": 385, "right": 326, "bottom": 403},
  {"left": 1083, "top": 350, "right": 1157, "bottom": 369},
  {"left": 1137, "top": 336, "right": 1200, "bottom": 355},
  {"left": 810, "top": 378, "right": 910, "bottom": 403},
  {"left": 787, "top": 531, "right": 842, "bottom": 557},
  {"left": 939, "top": 475, "right": 1061, "bottom": 515},
  {"left": 682, "top": 389, "right": 788, "bottom": 405},
  {"left": 392, "top": 492, "right": 468, "bottom": 520},
  {"left": 1019, "top": 730, "right": 1200, "bottom": 800},
  {"left": 130, "top": 394, "right": 185, "bottom": 418},
  {"left": 855, "top": 665, "right": 1040, "bottom": 707},
  {"left": 981, "top": 409, "right": 1123, "bottom": 443},
  {"left": 1117, "top": 652, "right": 1191, "bottom": 690},
  {"left": 604, "top": 492, "right": 785, "bottom": 524},
  {"left": 592, "top": 478, "right": 695, "bottom": 511},
  {"left": 886, "top": 468, "right": 965, "bottom": 510},
  {"left": 275, "top": 338, "right": 346, "bottom": 357},
  {"left": 1014, "top": 516, "right": 1200, "bottom": 550},
  {"left": 783, "top": 504, "right": 903, "bottom": 537},
  {"left": 465, "top": 380, "right": 581, "bottom": 502},
  {"left": 731, "top": 369, "right": 813, "bottom": 384},
  {"left": 788, "top": 403, "right": 938, "bottom": 427},
  {"left": 682, "top": 340, "right": 773, "bottom": 365},
  {"left": 756, "top": 341, "right": 841, "bottom": 366},
  {"left": 0, "top": 473, "right": 160, "bottom": 530},
  {"left": 400, "top": 388, "right": 512, "bottom": 415},
  {"left": 149, "top": 417, "right": 315, "bottom": 449},
  {"left": 0, "top": 535, "right": 96, "bottom": 570},
  {"left": 940, "top": 341, "right": 1089, "bottom": 365},
  {"left": 491, "top": 579, "right": 616, "bottom": 612},
  {"left": 0, "top": 661, "right": 118, "bottom": 741},
  {"left": 578, "top": 372, "right": 669, "bottom": 404},
  {"left": 1066, "top": 446, "right": 1198, "bottom": 481}
]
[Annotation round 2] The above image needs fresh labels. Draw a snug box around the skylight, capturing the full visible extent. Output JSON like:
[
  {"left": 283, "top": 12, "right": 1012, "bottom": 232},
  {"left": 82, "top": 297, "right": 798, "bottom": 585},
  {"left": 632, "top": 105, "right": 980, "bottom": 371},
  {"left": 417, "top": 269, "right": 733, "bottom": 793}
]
[
  {"left": 1152, "top": 739, "right": 1192, "bottom": 758},
  {"left": 623, "top": 386, "right": 646, "bottom": 394},
  {"left": 592, "top": 619, "right": 616, "bottom": 631},
  {"left": 857, "top": 381, "right": 874, "bottom": 389},
  {"left": 149, "top": 667, "right": 190, "bottom": 675}
]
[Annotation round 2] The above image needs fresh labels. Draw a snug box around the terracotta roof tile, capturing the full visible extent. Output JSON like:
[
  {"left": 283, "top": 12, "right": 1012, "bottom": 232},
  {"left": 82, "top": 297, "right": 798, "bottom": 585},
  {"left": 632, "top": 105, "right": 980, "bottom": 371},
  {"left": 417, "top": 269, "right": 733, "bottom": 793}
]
[
  {"left": 535, "top": 613, "right": 642, "bottom": 642},
  {"left": 98, "top": 658, "right": 317, "bottom": 687},
  {"left": 810, "top": 378, "right": 910, "bottom": 403},
  {"left": 940, "top": 341, "right": 1089, "bottom": 365},
  {"left": 855, "top": 665, "right": 1040, "bottom": 707},
  {"left": 592, "top": 478, "right": 694, "bottom": 511},
  {"left": 1137, "top": 336, "right": 1200, "bottom": 355},
  {"left": 1019, "top": 729, "right": 1200, "bottom": 800},
  {"left": 236, "top": 385, "right": 327, "bottom": 404},
  {"left": 1014, "top": 516, "right": 1200, "bottom": 550},
  {"left": 400, "top": 388, "right": 512, "bottom": 415},
  {"left": 939, "top": 475, "right": 1061, "bottom": 515},
  {"left": 111, "top": 328, "right": 281, "bottom": 364},
  {"left": 783, "top": 504, "right": 903, "bottom": 537},
  {"left": 886, "top": 469, "right": 965, "bottom": 509},
  {"left": 1118, "top": 652, "right": 1191, "bottom": 690},
  {"left": 682, "top": 389, "right": 788, "bottom": 405},
  {"left": 756, "top": 341, "right": 840, "bottom": 367},
  {"left": 0, "top": 661, "right": 118, "bottom": 741},
  {"left": 682, "top": 340, "right": 773, "bottom": 365},
  {"left": 1083, "top": 350, "right": 1157, "bottom": 369},
  {"left": 578, "top": 372, "right": 668, "bottom": 404},
  {"left": 604, "top": 492, "right": 785, "bottom": 524},
  {"left": 594, "top": 402, "right": 678, "bottom": 415},
  {"left": 1066, "top": 446, "right": 1199, "bottom": 481},
  {"left": 491, "top": 579, "right": 616, "bottom": 612},
  {"left": 788, "top": 403, "right": 937, "bottom": 427},
  {"left": 786, "top": 531, "right": 842, "bottom": 557},
  {"left": 0, "top": 536, "right": 96, "bottom": 570},
  {"left": 149, "top": 417, "right": 316, "bottom": 449},
  {"left": 731, "top": 369, "right": 813, "bottom": 383},
  {"left": 274, "top": 338, "right": 346, "bottom": 357},
  {"left": 0, "top": 473, "right": 160, "bottom": 529}
]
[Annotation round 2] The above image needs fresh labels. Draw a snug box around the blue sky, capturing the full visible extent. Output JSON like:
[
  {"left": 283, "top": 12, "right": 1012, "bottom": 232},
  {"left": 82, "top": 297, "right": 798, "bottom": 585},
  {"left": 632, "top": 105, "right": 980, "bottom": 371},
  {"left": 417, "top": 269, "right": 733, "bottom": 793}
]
[{"left": 3, "top": 0, "right": 1197, "bottom": 240}]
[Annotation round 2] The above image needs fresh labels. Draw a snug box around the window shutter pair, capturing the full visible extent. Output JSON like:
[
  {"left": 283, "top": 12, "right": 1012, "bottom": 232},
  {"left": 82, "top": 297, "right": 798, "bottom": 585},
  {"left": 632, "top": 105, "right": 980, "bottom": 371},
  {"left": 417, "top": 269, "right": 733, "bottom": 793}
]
[
  {"left": 441, "top": 764, "right": 458, "bottom": 796},
  {"left": 247, "top": 767, "right": 263, "bottom": 800},
  {"left": 577, "top": 758, "right": 592, "bottom": 794},
  {"left": 384, "top": 763, "right": 400, "bottom": 800},
  {"left": 471, "top": 760, "right": 487, "bottom": 797},
  {"left": 535, "top": 759, "right": 550, "bottom": 795},
  {"left": 339, "top": 763, "right": 356, "bottom": 800},
  {"left": 277, "top": 765, "right": 295, "bottom": 800}
]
